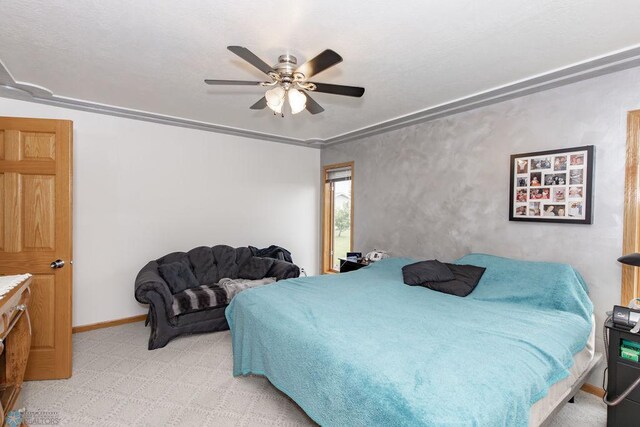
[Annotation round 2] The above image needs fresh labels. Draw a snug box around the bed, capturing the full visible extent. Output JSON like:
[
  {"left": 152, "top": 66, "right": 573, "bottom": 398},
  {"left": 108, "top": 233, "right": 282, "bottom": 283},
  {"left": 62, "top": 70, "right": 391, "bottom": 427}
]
[{"left": 225, "top": 253, "right": 599, "bottom": 426}]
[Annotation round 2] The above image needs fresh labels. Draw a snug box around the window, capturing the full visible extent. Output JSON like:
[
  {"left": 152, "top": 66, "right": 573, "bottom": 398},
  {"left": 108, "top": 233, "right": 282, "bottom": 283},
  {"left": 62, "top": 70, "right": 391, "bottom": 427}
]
[{"left": 322, "top": 162, "right": 354, "bottom": 273}]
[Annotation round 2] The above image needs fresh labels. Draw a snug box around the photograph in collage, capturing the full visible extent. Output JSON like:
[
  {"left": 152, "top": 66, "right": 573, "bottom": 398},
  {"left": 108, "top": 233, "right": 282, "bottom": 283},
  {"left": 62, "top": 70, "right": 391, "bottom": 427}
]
[
  {"left": 569, "top": 169, "right": 583, "bottom": 185},
  {"left": 570, "top": 154, "right": 584, "bottom": 166},
  {"left": 529, "top": 202, "right": 541, "bottom": 216},
  {"left": 530, "top": 188, "right": 550, "bottom": 200},
  {"left": 516, "top": 159, "right": 528, "bottom": 174},
  {"left": 544, "top": 173, "right": 566, "bottom": 186},
  {"left": 554, "top": 156, "right": 567, "bottom": 171},
  {"left": 553, "top": 188, "right": 566, "bottom": 202},
  {"left": 568, "top": 186, "right": 583, "bottom": 198},
  {"left": 542, "top": 205, "right": 566, "bottom": 217},
  {"left": 531, "top": 157, "right": 552, "bottom": 170},
  {"left": 530, "top": 172, "right": 542, "bottom": 186},
  {"left": 568, "top": 202, "right": 583, "bottom": 217}
]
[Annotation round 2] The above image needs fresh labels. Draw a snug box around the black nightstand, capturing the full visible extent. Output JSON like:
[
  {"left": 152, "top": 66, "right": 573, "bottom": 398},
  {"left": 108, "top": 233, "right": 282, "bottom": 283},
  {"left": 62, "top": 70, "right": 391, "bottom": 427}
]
[
  {"left": 338, "top": 258, "right": 369, "bottom": 273},
  {"left": 606, "top": 320, "right": 640, "bottom": 426}
]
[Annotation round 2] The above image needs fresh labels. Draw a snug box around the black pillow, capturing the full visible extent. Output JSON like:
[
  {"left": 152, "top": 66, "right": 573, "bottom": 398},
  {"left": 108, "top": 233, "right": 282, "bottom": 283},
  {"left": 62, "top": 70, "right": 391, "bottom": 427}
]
[
  {"left": 402, "top": 260, "right": 455, "bottom": 285},
  {"left": 422, "top": 263, "right": 486, "bottom": 297},
  {"left": 158, "top": 259, "right": 199, "bottom": 294}
]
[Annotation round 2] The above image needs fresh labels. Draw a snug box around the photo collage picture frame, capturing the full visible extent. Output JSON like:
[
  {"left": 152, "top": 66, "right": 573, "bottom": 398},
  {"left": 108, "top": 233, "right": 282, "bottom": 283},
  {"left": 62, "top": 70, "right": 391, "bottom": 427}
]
[{"left": 509, "top": 145, "right": 594, "bottom": 224}]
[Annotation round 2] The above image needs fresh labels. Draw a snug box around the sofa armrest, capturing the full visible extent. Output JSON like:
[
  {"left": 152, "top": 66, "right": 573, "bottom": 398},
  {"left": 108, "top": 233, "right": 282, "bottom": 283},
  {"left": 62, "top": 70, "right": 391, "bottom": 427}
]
[
  {"left": 134, "top": 261, "right": 174, "bottom": 314},
  {"left": 266, "top": 259, "right": 300, "bottom": 281}
]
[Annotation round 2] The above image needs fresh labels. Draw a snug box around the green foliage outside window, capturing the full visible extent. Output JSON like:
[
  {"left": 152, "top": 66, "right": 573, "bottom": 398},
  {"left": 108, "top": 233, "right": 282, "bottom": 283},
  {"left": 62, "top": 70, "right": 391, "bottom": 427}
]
[{"left": 334, "top": 204, "right": 350, "bottom": 237}]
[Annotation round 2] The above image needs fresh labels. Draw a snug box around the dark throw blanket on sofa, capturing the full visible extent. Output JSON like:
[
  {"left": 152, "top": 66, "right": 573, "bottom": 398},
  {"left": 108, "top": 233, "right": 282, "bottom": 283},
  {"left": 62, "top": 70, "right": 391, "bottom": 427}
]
[{"left": 170, "top": 277, "right": 276, "bottom": 317}]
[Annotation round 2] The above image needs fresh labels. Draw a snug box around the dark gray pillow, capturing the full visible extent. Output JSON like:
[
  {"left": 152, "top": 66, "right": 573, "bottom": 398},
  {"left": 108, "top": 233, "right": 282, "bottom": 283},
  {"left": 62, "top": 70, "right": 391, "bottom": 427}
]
[
  {"left": 402, "top": 260, "right": 455, "bottom": 285},
  {"left": 158, "top": 259, "right": 199, "bottom": 294},
  {"left": 422, "top": 264, "right": 486, "bottom": 297}
]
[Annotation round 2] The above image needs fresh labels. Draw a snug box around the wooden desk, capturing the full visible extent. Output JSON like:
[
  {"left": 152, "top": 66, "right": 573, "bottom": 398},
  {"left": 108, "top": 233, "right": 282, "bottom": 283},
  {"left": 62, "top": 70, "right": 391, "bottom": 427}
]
[
  {"left": 0, "top": 275, "right": 32, "bottom": 426},
  {"left": 338, "top": 258, "right": 369, "bottom": 273}
]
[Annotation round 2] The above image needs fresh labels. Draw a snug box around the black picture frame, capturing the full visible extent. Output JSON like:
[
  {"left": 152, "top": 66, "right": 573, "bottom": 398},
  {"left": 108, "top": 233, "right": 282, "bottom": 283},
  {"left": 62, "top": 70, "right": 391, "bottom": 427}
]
[{"left": 509, "top": 145, "right": 594, "bottom": 224}]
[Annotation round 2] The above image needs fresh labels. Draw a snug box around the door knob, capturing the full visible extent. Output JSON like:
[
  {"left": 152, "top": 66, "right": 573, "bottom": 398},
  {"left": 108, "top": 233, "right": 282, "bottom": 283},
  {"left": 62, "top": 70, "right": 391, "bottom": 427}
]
[{"left": 50, "top": 259, "right": 65, "bottom": 269}]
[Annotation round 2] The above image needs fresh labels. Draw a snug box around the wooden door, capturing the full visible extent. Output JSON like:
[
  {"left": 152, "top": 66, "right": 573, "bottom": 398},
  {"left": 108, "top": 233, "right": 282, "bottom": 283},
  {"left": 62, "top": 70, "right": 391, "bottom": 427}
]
[{"left": 0, "top": 117, "right": 72, "bottom": 380}]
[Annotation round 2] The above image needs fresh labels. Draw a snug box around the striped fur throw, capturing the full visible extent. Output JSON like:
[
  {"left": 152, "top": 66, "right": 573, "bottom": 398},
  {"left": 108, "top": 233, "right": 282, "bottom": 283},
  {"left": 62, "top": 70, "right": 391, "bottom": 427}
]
[{"left": 170, "top": 277, "right": 276, "bottom": 317}]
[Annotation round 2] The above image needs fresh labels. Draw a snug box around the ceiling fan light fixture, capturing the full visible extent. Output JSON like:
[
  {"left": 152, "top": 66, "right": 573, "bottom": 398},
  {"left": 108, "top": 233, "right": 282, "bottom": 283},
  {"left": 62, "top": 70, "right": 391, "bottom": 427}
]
[
  {"left": 288, "top": 88, "right": 307, "bottom": 114},
  {"left": 265, "top": 86, "right": 285, "bottom": 113}
]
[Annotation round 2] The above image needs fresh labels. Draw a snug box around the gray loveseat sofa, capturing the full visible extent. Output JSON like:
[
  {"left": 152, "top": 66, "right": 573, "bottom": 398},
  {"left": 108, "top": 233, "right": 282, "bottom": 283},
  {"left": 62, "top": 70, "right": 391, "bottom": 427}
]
[{"left": 135, "top": 245, "right": 300, "bottom": 349}]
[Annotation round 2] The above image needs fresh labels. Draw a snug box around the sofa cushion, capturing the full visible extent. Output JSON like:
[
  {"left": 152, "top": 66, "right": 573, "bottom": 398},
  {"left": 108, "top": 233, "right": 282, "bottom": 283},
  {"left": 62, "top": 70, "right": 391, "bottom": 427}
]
[
  {"left": 183, "top": 245, "right": 277, "bottom": 285},
  {"left": 188, "top": 246, "right": 219, "bottom": 285},
  {"left": 212, "top": 245, "right": 241, "bottom": 280},
  {"left": 157, "top": 251, "right": 189, "bottom": 265},
  {"left": 158, "top": 259, "right": 199, "bottom": 294}
]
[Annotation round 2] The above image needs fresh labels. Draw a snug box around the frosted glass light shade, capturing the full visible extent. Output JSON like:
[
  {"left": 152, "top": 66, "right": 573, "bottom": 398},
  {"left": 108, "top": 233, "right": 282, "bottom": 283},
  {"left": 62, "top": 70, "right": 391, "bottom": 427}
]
[
  {"left": 265, "top": 86, "right": 285, "bottom": 113},
  {"left": 288, "top": 88, "right": 307, "bottom": 114},
  {"left": 270, "top": 99, "right": 283, "bottom": 114}
]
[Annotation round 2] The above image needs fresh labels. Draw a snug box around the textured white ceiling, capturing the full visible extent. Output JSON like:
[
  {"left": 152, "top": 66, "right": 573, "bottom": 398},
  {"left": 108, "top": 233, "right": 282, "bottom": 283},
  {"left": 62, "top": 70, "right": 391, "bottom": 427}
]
[{"left": 1, "top": 0, "right": 640, "bottom": 141}]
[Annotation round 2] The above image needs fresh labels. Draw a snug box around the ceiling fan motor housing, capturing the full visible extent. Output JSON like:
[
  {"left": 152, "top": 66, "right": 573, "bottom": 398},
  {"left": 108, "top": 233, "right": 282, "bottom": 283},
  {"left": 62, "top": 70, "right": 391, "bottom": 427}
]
[{"left": 275, "top": 55, "right": 299, "bottom": 84}]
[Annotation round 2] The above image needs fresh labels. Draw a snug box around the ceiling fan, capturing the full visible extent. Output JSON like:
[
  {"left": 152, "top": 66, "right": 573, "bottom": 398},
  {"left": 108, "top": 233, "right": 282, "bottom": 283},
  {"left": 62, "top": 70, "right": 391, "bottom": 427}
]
[{"left": 205, "top": 46, "right": 365, "bottom": 116}]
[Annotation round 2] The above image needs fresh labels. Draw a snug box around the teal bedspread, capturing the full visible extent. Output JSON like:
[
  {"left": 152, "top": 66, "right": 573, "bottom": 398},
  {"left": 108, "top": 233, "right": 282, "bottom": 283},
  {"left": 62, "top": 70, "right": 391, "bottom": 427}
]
[{"left": 226, "top": 254, "right": 593, "bottom": 426}]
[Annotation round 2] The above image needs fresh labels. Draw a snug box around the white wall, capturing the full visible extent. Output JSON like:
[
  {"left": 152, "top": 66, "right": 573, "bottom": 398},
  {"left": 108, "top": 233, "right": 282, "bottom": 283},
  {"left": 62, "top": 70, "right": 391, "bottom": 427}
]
[
  {"left": 0, "top": 97, "right": 320, "bottom": 326},
  {"left": 322, "top": 66, "right": 640, "bottom": 386}
]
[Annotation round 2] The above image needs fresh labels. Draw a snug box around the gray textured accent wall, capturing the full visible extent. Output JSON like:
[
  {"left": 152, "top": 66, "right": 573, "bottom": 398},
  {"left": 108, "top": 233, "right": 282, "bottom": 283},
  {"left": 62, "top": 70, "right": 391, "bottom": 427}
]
[{"left": 322, "top": 66, "right": 640, "bottom": 386}]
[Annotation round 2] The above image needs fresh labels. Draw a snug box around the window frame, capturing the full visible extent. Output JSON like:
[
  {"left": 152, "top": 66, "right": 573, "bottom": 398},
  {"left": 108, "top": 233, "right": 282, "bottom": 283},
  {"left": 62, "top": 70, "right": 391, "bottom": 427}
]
[
  {"left": 622, "top": 110, "right": 640, "bottom": 304},
  {"left": 322, "top": 161, "right": 354, "bottom": 274}
]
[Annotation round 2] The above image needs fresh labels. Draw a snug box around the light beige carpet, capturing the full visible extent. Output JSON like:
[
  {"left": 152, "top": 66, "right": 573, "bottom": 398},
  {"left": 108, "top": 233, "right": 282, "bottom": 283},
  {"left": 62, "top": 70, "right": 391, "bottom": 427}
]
[{"left": 22, "top": 322, "right": 606, "bottom": 426}]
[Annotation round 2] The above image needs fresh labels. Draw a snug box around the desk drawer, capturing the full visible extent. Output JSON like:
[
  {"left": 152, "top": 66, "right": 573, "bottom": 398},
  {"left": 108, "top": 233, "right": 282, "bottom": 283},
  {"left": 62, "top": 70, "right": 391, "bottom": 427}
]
[
  {"left": 608, "top": 397, "right": 640, "bottom": 426},
  {"left": 616, "top": 362, "right": 640, "bottom": 405}
]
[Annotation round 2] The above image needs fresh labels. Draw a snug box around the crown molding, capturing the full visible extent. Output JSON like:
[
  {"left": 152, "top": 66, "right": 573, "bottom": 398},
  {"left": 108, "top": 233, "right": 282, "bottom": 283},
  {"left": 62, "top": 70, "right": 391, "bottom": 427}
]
[
  {"left": 0, "top": 59, "right": 316, "bottom": 148},
  {"left": 323, "top": 45, "right": 640, "bottom": 146},
  {"left": 2, "top": 46, "right": 640, "bottom": 149}
]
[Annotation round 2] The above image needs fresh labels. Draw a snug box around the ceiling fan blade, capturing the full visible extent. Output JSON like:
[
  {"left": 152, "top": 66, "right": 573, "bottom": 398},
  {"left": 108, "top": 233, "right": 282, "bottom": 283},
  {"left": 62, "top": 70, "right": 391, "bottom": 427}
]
[
  {"left": 204, "top": 79, "right": 263, "bottom": 86},
  {"left": 249, "top": 97, "right": 268, "bottom": 110},
  {"left": 227, "top": 46, "right": 274, "bottom": 75},
  {"left": 304, "top": 93, "right": 325, "bottom": 114},
  {"left": 310, "top": 82, "right": 365, "bottom": 97},
  {"left": 295, "top": 49, "right": 343, "bottom": 79}
]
